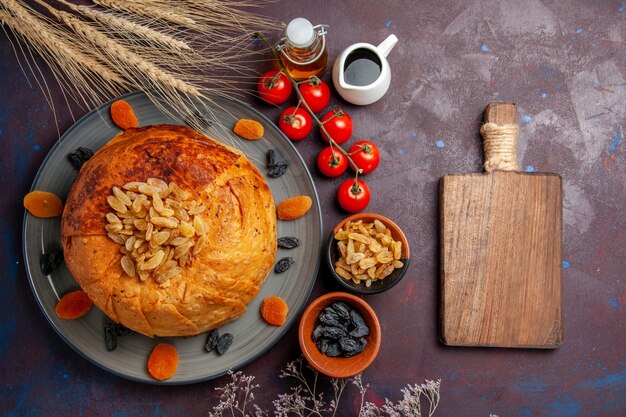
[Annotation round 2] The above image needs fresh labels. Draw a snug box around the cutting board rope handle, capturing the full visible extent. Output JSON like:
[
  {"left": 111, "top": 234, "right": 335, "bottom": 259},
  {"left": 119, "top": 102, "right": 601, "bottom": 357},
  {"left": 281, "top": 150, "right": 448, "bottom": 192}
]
[{"left": 480, "top": 102, "right": 519, "bottom": 172}]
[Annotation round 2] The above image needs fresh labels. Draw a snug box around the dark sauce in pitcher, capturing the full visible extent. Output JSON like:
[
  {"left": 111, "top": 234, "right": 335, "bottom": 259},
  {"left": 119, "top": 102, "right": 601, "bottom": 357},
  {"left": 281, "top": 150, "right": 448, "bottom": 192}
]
[{"left": 343, "top": 48, "right": 382, "bottom": 86}]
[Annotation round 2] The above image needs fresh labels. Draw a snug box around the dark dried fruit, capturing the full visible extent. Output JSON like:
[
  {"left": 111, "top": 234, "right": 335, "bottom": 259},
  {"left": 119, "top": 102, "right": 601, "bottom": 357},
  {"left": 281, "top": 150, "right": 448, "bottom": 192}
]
[
  {"left": 349, "top": 309, "right": 369, "bottom": 338},
  {"left": 104, "top": 322, "right": 118, "bottom": 352},
  {"left": 267, "top": 149, "right": 277, "bottom": 168},
  {"left": 216, "top": 333, "right": 233, "bottom": 355},
  {"left": 350, "top": 325, "right": 369, "bottom": 338},
  {"left": 319, "top": 310, "right": 346, "bottom": 329},
  {"left": 104, "top": 321, "right": 135, "bottom": 352},
  {"left": 268, "top": 160, "right": 289, "bottom": 178},
  {"left": 313, "top": 301, "right": 370, "bottom": 358},
  {"left": 266, "top": 148, "right": 286, "bottom": 167},
  {"left": 113, "top": 323, "right": 135, "bottom": 337},
  {"left": 68, "top": 147, "right": 94, "bottom": 170},
  {"left": 341, "top": 337, "right": 367, "bottom": 357},
  {"left": 313, "top": 325, "right": 347, "bottom": 339},
  {"left": 274, "top": 257, "right": 294, "bottom": 273},
  {"left": 312, "top": 325, "right": 324, "bottom": 342},
  {"left": 339, "top": 337, "right": 358, "bottom": 352},
  {"left": 205, "top": 329, "right": 220, "bottom": 352},
  {"left": 185, "top": 111, "right": 213, "bottom": 130},
  {"left": 277, "top": 237, "right": 300, "bottom": 249},
  {"left": 324, "top": 342, "right": 342, "bottom": 357},
  {"left": 356, "top": 337, "right": 367, "bottom": 351},
  {"left": 330, "top": 302, "right": 351, "bottom": 320},
  {"left": 40, "top": 249, "right": 64, "bottom": 275},
  {"left": 316, "top": 338, "right": 329, "bottom": 353},
  {"left": 266, "top": 149, "right": 289, "bottom": 178}
]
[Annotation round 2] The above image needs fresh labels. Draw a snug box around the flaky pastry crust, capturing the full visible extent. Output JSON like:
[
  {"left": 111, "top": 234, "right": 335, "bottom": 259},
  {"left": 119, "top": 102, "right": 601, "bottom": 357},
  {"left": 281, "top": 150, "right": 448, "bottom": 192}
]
[{"left": 61, "top": 125, "right": 277, "bottom": 337}]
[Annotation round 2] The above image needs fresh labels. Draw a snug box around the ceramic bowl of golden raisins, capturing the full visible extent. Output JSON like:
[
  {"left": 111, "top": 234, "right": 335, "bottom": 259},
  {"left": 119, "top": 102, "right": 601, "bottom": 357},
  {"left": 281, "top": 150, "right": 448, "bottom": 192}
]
[{"left": 327, "top": 213, "right": 410, "bottom": 294}]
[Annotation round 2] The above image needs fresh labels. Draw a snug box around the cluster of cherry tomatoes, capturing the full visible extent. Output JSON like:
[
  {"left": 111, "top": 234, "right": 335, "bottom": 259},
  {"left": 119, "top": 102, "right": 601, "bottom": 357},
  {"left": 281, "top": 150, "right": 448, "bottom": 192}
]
[{"left": 257, "top": 70, "right": 381, "bottom": 213}]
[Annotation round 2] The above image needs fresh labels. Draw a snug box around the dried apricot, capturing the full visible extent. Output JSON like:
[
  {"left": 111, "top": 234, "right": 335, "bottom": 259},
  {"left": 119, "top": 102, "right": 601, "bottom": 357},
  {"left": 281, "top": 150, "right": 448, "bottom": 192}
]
[
  {"left": 24, "top": 190, "right": 63, "bottom": 218},
  {"left": 276, "top": 195, "right": 312, "bottom": 220},
  {"left": 55, "top": 290, "right": 93, "bottom": 319},
  {"left": 261, "top": 296, "right": 288, "bottom": 326},
  {"left": 233, "top": 119, "right": 264, "bottom": 140},
  {"left": 110, "top": 99, "right": 138, "bottom": 129},
  {"left": 148, "top": 343, "right": 178, "bottom": 381}
]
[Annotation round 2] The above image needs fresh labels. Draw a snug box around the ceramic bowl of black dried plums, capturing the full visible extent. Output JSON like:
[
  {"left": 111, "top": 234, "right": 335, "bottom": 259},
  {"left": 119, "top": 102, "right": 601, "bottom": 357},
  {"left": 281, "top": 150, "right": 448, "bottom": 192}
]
[
  {"left": 327, "top": 212, "right": 410, "bottom": 295},
  {"left": 298, "top": 292, "right": 381, "bottom": 378}
]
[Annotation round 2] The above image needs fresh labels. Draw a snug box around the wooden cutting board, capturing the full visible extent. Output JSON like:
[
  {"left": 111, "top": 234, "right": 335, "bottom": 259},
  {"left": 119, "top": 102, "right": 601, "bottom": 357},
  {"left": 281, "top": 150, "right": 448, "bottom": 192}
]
[{"left": 439, "top": 102, "right": 563, "bottom": 348}]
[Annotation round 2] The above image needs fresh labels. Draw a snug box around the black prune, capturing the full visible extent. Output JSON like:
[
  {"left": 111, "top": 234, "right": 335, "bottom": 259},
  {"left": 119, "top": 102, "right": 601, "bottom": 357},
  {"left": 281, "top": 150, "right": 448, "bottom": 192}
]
[
  {"left": 316, "top": 338, "right": 329, "bottom": 354},
  {"left": 68, "top": 147, "right": 94, "bottom": 170},
  {"left": 40, "top": 249, "right": 64, "bottom": 275},
  {"left": 349, "top": 309, "right": 369, "bottom": 338},
  {"left": 356, "top": 337, "right": 368, "bottom": 352},
  {"left": 266, "top": 148, "right": 289, "bottom": 178},
  {"left": 330, "top": 302, "right": 351, "bottom": 320},
  {"left": 114, "top": 323, "right": 135, "bottom": 337},
  {"left": 339, "top": 337, "right": 358, "bottom": 352},
  {"left": 277, "top": 237, "right": 300, "bottom": 249},
  {"left": 325, "top": 342, "right": 342, "bottom": 357},
  {"left": 350, "top": 323, "right": 369, "bottom": 338},
  {"left": 104, "top": 322, "right": 118, "bottom": 352},
  {"left": 266, "top": 149, "right": 277, "bottom": 168},
  {"left": 274, "top": 257, "right": 294, "bottom": 273},
  {"left": 185, "top": 111, "right": 213, "bottom": 130},
  {"left": 319, "top": 311, "right": 346, "bottom": 329},
  {"left": 341, "top": 337, "right": 368, "bottom": 357},
  {"left": 268, "top": 160, "right": 289, "bottom": 178},
  {"left": 104, "top": 321, "right": 135, "bottom": 351},
  {"left": 320, "top": 326, "right": 346, "bottom": 340},
  {"left": 205, "top": 329, "right": 220, "bottom": 352},
  {"left": 266, "top": 148, "right": 286, "bottom": 167},
  {"left": 216, "top": 333, "right": 233, "bottom": 355},
  {"left": 312, "top": 325, "right": 324, "bottom": 342},
  {"left": 314, "top": 302, "right": 371, "bottom": 358}
]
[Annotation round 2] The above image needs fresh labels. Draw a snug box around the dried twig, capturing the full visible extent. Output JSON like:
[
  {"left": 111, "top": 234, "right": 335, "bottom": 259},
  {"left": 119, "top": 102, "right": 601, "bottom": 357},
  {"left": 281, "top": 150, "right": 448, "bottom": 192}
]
[{"left": 208, "top": 358, "right": 442, "bottom": 417}]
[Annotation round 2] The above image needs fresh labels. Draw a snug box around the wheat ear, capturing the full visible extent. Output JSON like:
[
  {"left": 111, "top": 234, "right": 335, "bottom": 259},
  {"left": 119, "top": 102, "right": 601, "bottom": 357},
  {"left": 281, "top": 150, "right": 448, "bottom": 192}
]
[
  {"left": 0, "top": 0, "right": 126, "bottom": 111},
  {"left": 57, "top": 0, "right": 192, "bottom": 53},
  {"left": 92, "top": 0, "right": 196, "bottom": 27},
  {"left": 35, "top": 3, "right": 202, "bottom": 98}
]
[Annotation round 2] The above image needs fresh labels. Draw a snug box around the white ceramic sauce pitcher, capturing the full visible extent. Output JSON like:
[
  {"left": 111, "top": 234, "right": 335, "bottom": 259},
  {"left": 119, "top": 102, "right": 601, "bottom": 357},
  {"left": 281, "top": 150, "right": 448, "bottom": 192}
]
[{"left": 332, "top": 34, "right": 398, "bottom": 106}]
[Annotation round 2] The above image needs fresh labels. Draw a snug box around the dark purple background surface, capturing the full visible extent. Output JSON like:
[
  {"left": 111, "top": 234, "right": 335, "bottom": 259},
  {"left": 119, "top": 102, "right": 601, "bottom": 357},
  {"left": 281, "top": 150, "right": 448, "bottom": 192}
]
[{"left": 1, "top": 1, "right": 624, "bottom": 416}]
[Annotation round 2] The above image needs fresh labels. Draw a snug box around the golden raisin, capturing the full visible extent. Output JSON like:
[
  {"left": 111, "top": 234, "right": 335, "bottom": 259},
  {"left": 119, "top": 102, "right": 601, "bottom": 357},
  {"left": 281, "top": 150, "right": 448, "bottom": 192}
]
[{"left": 276, "top": 196, "right": 312, "bottom": 220}]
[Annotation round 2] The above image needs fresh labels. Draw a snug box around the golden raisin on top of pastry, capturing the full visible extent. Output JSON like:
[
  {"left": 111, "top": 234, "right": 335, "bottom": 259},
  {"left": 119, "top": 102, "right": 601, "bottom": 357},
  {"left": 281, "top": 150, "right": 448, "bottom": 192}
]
[{"left": 105, "top": 178, "right": 210, "bottom": 283}]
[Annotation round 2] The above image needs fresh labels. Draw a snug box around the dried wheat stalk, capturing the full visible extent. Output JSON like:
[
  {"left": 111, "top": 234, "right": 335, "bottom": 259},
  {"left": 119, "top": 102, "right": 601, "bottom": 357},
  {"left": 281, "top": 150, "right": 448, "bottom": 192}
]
[
  {"left": 0, "top": 0, "right": 127, "bottom": 119},
  {"left": 58, "top": 0, "right": 193, "bottom": 53},
  {"left": 0, "top": 0, "right": 279, "bottom": 133},
  {"left": 92, "top": 0, "right": 197, "bottom": 28}
]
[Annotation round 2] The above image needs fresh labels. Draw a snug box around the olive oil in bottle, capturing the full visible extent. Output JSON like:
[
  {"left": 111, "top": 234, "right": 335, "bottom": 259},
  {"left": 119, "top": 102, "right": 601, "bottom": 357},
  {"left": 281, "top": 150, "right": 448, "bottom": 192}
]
[{"left": 277, "top": 18, "right": 329, "bottom": 81}]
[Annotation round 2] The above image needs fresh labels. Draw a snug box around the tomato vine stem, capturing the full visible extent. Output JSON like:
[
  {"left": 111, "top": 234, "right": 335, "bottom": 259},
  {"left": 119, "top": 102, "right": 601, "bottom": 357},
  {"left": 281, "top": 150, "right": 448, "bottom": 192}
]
[{"left": 255, "top": 33, "right": 362, "bottom": 181}]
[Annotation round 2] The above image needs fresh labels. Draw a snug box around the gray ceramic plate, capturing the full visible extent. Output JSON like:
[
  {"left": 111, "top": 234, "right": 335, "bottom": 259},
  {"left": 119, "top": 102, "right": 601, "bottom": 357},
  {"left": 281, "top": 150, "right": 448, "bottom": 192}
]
[{"left": 23, "top": 91, "right": 322, "bottom": 384}]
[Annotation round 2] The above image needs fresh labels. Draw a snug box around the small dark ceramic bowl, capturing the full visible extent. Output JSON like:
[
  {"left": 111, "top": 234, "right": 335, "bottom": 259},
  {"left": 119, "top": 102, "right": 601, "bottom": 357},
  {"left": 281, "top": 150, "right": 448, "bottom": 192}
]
[
  {"left": 327, "top": 212, "right": 410, "bottom": 294},
  {"left": 298, "top": 292, "right": 381, "bottom": 378}
]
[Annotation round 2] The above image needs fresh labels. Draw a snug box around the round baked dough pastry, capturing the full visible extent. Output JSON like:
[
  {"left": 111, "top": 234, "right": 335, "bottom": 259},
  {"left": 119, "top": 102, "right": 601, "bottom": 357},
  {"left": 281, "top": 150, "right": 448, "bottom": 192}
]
[{"left": 61, "top": 125, "right": 277, "bottom": 337}]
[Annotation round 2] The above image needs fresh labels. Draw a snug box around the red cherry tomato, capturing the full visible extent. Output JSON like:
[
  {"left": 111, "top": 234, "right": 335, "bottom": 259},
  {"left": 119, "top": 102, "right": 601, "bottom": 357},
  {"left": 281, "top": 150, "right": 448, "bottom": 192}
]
[
  {"left": 257, "top": 70, "right": 292, "bottom": 105},
  {"left": 298, "top": 77, "right": 331, "bottom": 113},
  {"left": 337, "top": 179, "right": 370, "bottom": 213},
  {"left": 317, "top": 147, "right": 348, "bottom": 177},
  {"left": 349, "top": 141, "right": 380, "bottom": 174},
  {"left": 278, "top": 106, "right": 312, "bottom": 140},
  {"left": 320, "top": 108, "right": 353, "bottom": 144}
]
